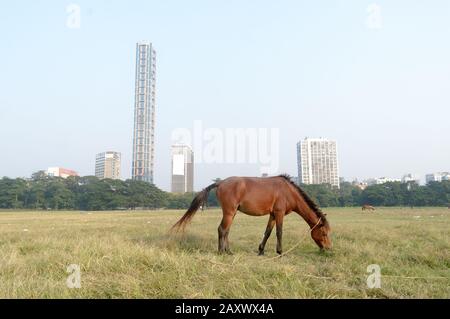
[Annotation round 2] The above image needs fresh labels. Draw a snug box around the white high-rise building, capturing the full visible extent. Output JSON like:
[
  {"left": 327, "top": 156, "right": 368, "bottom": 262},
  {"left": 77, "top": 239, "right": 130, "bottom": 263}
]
[
  {"left": 171, "top": 144, "right": 194, "bottom": 193},
  {"left": 132, "top": 41, "right": 156, "bottom": 183},
  {"left": 426, "top": 172, "right": 450, "bottom": 183},
  {"left": 95, "top": 151, "right": 121, "bottom": 180},
  {"left": 401, "top": 173, "right": 420, "bottom": 184},
  {"left": 297, "top": 138, "right": 340, "bottom": 188}
]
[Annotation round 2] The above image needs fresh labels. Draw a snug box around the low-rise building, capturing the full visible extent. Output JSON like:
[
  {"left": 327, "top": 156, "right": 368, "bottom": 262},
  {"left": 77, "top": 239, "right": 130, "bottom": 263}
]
[
  {"left": 364, "top": 177, "right": 401, "bottom": 185},
  {"left": 46, "top": 167, "right": 78, "bottom": 178}
]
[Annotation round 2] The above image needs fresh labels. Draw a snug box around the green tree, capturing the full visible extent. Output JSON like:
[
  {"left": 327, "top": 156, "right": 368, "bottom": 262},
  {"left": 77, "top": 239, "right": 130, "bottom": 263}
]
[
  {"left": 426, "top": 181, "right": 450, "bottom": 206},
  {"left": 360, "top": 184, "right": 389, "bottom": 206},
  {"left": 166, "top": 192, "right": 195, "bottom": 209},
  {"left": 125, "top": 180, "right": 167, "bottom": 209},
  {"left": 22, "top": 170, "right": 58, "bottom": 209},
  {"left": 300, "top": 184, "right": 339, "bottom": 207},
  {"left": 338, "top": 182, "right": 361, "bottom": 207},
  {"left": 0, "top": 177, "right": 26, "bottom": 208},
  {"left": 45, "top": 178, "right": 75, "bottom": 209}
]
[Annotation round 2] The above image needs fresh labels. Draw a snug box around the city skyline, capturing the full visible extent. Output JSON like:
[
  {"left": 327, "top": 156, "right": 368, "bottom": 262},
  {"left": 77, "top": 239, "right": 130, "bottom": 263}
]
[{"left": 1, "top": 1, "right": 449, "bottom": 191}]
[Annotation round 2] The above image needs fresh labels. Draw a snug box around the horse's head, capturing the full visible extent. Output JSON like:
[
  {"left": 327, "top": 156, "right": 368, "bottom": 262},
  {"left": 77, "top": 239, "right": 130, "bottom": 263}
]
[{"left": 310, "top": 216, "right": 332, "bottom": 250}]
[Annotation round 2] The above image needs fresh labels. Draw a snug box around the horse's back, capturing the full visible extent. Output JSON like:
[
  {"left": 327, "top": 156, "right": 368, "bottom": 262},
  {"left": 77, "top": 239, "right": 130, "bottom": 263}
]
[
  {"left": 216, "top": 176, "right": 292, "bottom": 215},
  {"left": 218, "top": 176, "right": 287, "bottom": 194}
]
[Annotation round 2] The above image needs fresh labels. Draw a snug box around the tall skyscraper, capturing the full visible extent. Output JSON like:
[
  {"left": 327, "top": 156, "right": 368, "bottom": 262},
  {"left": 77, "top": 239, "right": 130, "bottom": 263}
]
[
  {"left": 95, "top": 151, "right": 121, "bottom": 180},
  {"left": 297, "top": 138, "right": 340, "bottom": 188},
  {"left": 171, "top": 144, "right": 194, "bottom": 193},
  {"left": 132, "top": 41, "right": 156, "bottom": 183}
]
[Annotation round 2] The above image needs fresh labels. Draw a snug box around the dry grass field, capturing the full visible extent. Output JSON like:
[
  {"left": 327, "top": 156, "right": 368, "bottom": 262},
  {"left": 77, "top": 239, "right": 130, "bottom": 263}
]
[{"left": 0, "top": 207, "right": 449, "bottom": 298}]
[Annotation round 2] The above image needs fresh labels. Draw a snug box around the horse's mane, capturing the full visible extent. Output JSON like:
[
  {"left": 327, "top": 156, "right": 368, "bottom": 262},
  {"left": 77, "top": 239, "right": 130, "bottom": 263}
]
[{"left": 277, "top": 174, "right": 328, "bottom": 223}]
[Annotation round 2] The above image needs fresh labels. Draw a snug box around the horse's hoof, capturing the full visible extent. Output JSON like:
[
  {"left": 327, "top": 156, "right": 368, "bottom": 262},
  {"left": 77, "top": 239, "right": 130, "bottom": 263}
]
[
  {"left": 225, "top": 250, "right": 233, "bottom": 255},
  {"left": 258, "top": 251, "right": 264, "bottom": 256},
  {"left": 277, "top": 250, "right": 282, "bottom": 255}
]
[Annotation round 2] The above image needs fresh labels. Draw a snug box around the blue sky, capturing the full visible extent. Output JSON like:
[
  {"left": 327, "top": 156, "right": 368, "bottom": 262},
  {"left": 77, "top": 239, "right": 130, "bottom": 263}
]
[{"left": 0, "top": 0, "right": 449, "bottom": 190}]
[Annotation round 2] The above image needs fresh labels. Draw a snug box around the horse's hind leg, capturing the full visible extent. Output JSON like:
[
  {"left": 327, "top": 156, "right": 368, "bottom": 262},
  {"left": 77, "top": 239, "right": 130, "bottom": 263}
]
[
  {"left": 258, "top": 214, "right": 275, "bottom": 256},
  {"left": 275, "top": 211, "right": 284, "bottom": 255},
  {"left": 224, "top": 220, "right": 234, "bottom": 254},
  {"left": 218, "top": 210, "right": 235, "bottom": 254}
]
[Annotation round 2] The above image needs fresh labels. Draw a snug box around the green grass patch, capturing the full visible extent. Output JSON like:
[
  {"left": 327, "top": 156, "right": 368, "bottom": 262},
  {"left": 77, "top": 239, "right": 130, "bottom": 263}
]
[{"left": 0, "top": 207, "right": 448, "bottom": 298}]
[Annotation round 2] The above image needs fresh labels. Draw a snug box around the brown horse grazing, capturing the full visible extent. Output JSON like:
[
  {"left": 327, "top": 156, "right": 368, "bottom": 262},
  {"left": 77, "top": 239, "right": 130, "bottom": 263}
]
[
  {"left": 362, "top": 205, "right": 375, "bottom": 211},
  {"left": 171, "top": 175, "right": 332, "bottom": 255}
]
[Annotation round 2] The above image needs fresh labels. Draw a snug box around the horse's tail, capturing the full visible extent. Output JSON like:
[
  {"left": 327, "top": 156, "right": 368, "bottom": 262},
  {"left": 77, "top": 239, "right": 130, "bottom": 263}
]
[{"left": 171, "top": 183, "right": 218, "bottom": 232}]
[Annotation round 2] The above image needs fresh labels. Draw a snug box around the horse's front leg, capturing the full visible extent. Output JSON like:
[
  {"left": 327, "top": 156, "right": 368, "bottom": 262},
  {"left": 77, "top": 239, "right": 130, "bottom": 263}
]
[
  {"left": 275, "top": 212, "right": 284, "bottom": 255},
  {"left": 258, "top": 213, "right": 275, "bottom": 255}
]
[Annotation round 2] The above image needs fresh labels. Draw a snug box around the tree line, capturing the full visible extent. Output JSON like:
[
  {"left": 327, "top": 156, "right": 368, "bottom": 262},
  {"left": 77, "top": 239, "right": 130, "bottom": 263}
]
[
  {"left": 0, "top": 172, "right": 448, "bottom": 210},
  {"left": 0, "top": 171, "right": 217, "bottom": 211},
  {"left": 301, "top": 181, "right": 449, "bottom": 207}
]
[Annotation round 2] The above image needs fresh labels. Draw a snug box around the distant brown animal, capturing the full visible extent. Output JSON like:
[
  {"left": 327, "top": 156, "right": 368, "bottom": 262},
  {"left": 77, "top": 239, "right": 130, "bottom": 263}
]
[
  {"left": 172, "top": 175, "right": 332, "bottom": 255},
  {"left": 362, "top": 205, "right": 376, "bottom": 211}
]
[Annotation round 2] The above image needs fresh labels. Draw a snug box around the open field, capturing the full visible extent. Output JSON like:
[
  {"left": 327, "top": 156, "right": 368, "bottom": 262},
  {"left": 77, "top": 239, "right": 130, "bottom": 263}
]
[{"left": 0, "top": 207, "right": 449, "bottom": 298}]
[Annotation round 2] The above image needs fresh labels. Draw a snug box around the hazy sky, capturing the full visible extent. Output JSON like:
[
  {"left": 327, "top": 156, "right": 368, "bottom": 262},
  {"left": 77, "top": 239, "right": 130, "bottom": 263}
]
[{"left": 0, "top": 0, "right": 449, "bottom": 191}]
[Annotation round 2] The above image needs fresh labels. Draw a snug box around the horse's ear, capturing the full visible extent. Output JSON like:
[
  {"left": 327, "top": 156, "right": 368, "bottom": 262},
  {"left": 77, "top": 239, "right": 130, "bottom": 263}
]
[{"left": 324, "top": 213, "right": 327, "bottom": 216}]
